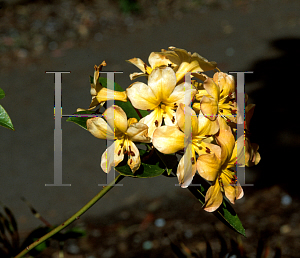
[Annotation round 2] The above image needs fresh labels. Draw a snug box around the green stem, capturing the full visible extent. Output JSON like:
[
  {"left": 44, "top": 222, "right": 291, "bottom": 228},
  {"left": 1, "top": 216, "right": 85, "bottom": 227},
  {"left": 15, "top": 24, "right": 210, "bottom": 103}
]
[{"left": 14, "top": 174, "right": 124, "bottom": 258}]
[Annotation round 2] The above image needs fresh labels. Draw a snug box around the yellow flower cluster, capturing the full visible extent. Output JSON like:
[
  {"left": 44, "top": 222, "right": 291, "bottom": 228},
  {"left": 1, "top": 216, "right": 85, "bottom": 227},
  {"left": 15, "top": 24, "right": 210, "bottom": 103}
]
[{"left": 84, "top": 47, "right": 260, "bottom": 212}]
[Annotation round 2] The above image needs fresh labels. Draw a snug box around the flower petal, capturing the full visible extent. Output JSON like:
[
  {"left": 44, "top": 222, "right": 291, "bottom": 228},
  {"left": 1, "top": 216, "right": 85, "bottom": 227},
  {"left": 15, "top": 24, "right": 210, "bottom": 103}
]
[
  {"left": 101, "top": 139, "right": 124, "bottom": 173},
  {"left": 197, "top": 151, "right": 221, "bottom": 181},
  {"left": 126, "top": 82, "right": 159, "bottom": 110},
  {"left": 176, "top": 103, "right": 198, "bottom": 136},
  {"left": 203, "top": 181, "right": 223, "bottom": 212},
  {"left": 200, "top": 95, "right": 218, "bottom": 121},
  {"left": 127, "top": 122, "right": 151, "bottom": 143},
  {"left": 197, "top": 111, "right": 219, "bottom": 136},
  {"left": 203, "top": 77, "right": 220, "bottom": 102},
  {"left": 103, "top": 105, "right": 128, "bottom": 134},
  {"left": 164, "top": 82, "right": 196, "bottom": 106},
  {"left": 222, "top": 170, "right": 244, "bottom": 204},
  {"left": 176, "top": 145, "right": 197, "bottom": 188},
  {"left": 148, "top": 52, "right": 172, "bottom": 69},
  {"left": 126, "top": 57, "right": 146, "bottom": 73},
  {"left": 213, "top": 72, "right": 235, "bottom": 100},
  {"left": 148, "top": 67, "right": 177, "bottom": 102},
  {"left": 129, "top": 72, "right": 148, "bottom": 81},
  {"left": 152, "top": 125, "right": 185, "bottom": 154},
  {"left": 127, "top": 141, "right": 141, "bottom": 173},
  {"left": 216, "top": 116, "right": 235, "bottom": 166},
  {"left": 139, "top": 108, "right": 162, "bottom": 138},
  {"left": 94, "top": 88, "right": 127, "bottom": 104},
  {"left": 87, "top": 117, "right": 114, "bottom": 140}
]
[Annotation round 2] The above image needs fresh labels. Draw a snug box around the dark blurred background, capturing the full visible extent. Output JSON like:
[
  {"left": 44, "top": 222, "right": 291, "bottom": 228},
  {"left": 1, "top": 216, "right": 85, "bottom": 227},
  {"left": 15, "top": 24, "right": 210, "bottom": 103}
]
[{"left": 1, "top": 0, "right": 300, "bottom": 257}]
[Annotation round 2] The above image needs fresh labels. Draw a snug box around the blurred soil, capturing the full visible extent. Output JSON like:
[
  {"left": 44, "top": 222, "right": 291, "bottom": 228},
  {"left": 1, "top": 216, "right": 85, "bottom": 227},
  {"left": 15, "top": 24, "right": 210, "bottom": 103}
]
[{"left": 36, "top": 185, "right": 300, "bottom": 258}]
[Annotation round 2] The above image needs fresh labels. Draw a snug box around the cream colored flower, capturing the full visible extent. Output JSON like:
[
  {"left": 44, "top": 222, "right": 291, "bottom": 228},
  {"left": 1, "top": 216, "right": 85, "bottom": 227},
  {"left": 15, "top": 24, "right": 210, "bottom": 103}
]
[
  {"left": 126, "top": 67, "right": 197, "bottom": 138},
  {"left": 152, "top": 104, "right": 219, "bottom": 187},
  {"left": 127, "top": 52, "right": 173, "bottom": 80},
  {"left": 197, "top": 118, "right": 243, "bottom": 212},
  {"left": 87, "top": 105, "right": 150, "bottom": 173},
  {"left": 157, "top": 46, "right": 217, "bottom": 83},
  {"left": 193, "top": 72, "right": 237, "bottom": 124}
]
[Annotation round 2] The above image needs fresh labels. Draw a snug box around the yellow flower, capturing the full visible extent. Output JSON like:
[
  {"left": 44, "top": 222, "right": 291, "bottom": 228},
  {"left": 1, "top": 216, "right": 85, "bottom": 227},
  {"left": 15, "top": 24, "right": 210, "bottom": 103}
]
[
  {"left": 127, "top": 52, "right": 173, "bottom": 80},
  {"left": 86, "top": 105, "right": 150, "bottom": 173},
  {"left": 78, "top": 62, "right": 127, "bottom": 112},
  {"left": 197, "top": 118, "right": 243, "bottom": 212},
  {"left": 152, "top": 103, "right": 219, "bottom": 187},
  {"left": 127, "top": 47, "right": 217, "bottom": 83},
  {"left": 126, "top": 67, "right": 197, "bottom": 138},
  {"left": 157, "top": 46, "right": 217, "bottom": 83},
  {"left": 193, "top": 72, "right": 237, "bottom": 124}
]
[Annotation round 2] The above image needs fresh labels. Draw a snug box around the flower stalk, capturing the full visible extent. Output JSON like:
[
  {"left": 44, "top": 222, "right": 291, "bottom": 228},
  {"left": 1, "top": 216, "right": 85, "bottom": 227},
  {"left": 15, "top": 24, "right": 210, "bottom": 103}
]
[{"left": 14, "top": 174, "right": 124, "bottom": 258}]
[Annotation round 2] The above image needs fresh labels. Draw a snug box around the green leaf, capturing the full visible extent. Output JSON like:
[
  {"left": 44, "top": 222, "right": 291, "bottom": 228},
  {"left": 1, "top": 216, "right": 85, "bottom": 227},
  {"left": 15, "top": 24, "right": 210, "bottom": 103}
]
[
  {"left": 66, "top": 111, "right": 101, "bottom": 130},
  {"left": 0, "top": 105, "right": 14, "bottom": 130},
  {"left": 188, "top": 174, "right": 246, "bottom": 237},
  {"left": 99, "top": 77, "right": 149, "bottom": 120},
  {"left": 0, "top": 88, "right": 5, "bottom": 100},
  {"left": 155, "top": 150, "right": 178, "bottom": 176},
  {"left": 116, "top": 149, "right": 166, "bottom": 178}
]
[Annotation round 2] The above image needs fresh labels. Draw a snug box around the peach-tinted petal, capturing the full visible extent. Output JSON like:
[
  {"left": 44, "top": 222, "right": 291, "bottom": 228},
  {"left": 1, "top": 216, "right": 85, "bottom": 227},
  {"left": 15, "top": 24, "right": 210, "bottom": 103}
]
[
  {"left": 127, "top": 122, "right": 150, "bottom": 143},
  {"left": 148, "top": 67, "right": 176, "bottom": 102},
  {"left": 103, "top": 105, "right": 127, "bottom": 134},
  {"left": 203, "top": 77, "right": 220, "bottom": 102},
  {"left": 197, "top": 111, "right": 219, "bottom": 136},
  {"left": 139, "top": 108, "right": 162, "bottom": 138},
  {"left": 152, "top": 125, "right": 185, "bottom": 154},
  {"left": 216, "top": 116, "right": 235, "bottom": 165},
  {"left": 222, "top": 170, "right": 244, "bottom": 204},
  {"left": 200, "top": 95, "right": 218, "bottom": 121},
  {"left": 197, "top": 152, "right": 221, "bottom": 181},
  {"left": 126, "top": 82, "right": 159, "bottom": 110},
  {"left": 203, "top": 182, "right": 223, "bottom": 212},
  {"left": 87, "top": 117, "right": 114, "bottom": 140},
  {"left": 176, "top": 144, "right": 197, "bottom": 188},
  {"left": 101, "top": 139, "right": 124, "bottom": 173}
]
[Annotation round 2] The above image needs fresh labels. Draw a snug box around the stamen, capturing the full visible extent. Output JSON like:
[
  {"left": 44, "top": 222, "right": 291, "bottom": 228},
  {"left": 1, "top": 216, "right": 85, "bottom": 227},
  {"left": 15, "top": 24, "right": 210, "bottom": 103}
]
[
  {"left": 155, "top": 120, "right": 159, "bottom": 127},
  {"left": 191, "top": 157, "right": 195, "bottom": 165},
  {"left": 205, "top": 147, "right": 211, "bottom": 154},
  {"left": 130, "top": 159, "right": 133, "bottom": 165},
  {"left": 117, "top": 149, "right": 121, "bottom": 156},
  {"left": 171, "top": 116, "right": 175, "bottom": 123},
  {"left": 231, "top": 175, "right": 238, "bottom": 185}
]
